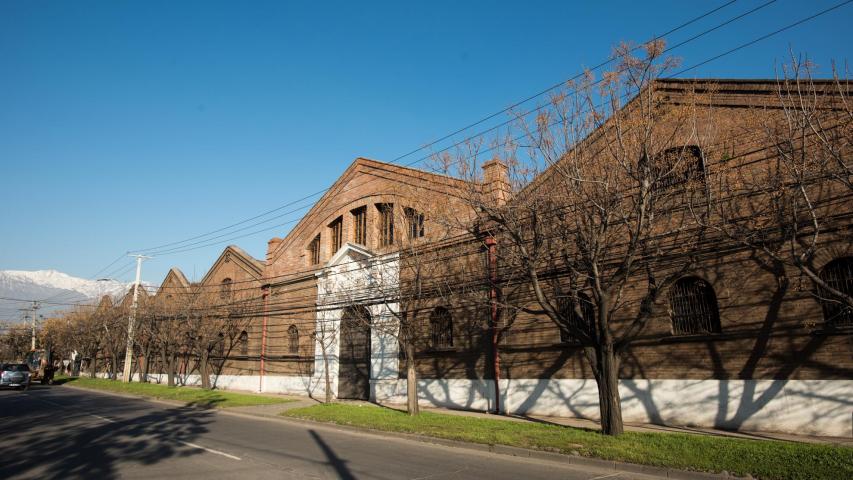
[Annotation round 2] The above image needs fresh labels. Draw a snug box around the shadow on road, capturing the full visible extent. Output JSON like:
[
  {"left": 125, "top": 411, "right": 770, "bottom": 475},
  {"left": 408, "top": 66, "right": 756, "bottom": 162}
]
[
  {"left": 309, "top": 429, "right": 356, "bottom": 480},
  {"left": 0, "top": 390, "right": 215, "bottom": 479}
]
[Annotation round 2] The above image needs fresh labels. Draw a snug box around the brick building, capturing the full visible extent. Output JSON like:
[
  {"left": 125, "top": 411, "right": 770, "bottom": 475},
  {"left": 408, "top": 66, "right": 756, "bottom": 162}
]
[{"left": 141, "top": 79, "right": 851, "bottom": 437}]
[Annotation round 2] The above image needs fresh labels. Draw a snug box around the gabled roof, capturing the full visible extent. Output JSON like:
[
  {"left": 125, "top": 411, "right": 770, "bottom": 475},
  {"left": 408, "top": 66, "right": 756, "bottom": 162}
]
[
  {"left": 199, "top": 244, "right": 265, "bottom": 285},
  {"left": 158, "top": 267, "right": 190, "bottom": 292},
  {"left": 268, "top": 157, "right": 475, "bottom": 262},
  {"left": 96, "top": 295, "right": 113, "bottom": 311},
  {"left": 116, "top": 284, "right": 149, "bottom": 308},
  {"left": 515, "top": 77, "right": 845, "bottom": 200}
]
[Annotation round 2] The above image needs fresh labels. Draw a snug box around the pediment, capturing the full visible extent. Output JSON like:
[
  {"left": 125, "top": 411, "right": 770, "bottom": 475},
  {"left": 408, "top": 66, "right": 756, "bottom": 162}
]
[{"left": 326, "top": 242, "right": 374, "bottom": 267}]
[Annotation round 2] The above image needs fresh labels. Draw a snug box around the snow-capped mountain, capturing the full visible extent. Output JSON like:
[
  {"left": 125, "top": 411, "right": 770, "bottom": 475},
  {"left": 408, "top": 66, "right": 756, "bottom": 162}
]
[{"left": 0, "top": 269, "right": 151, "bottom": 323}]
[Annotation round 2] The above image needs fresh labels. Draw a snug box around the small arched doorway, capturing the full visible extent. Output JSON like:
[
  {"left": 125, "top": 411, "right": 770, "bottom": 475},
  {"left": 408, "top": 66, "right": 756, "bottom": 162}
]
[{"left": 338, "top": 305, "right": 371, "bottom": 400}]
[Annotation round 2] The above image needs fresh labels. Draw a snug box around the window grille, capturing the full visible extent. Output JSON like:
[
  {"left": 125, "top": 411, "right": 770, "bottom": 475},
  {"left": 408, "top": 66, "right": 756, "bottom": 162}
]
[
  {"left": 818, "top": 257, "right": 853, "bottom": 327},
  {"left": 430, "top": 307, "right": 453, "bottom": 348},
  {"left": 352, "top": 206, "right": 367, "bottom": 245},
  {"left": 669, "top": 277, "right": 721, "bottom": 335},
  {"left": 558, "top": 293, "right": 594, "bottom": 343},
  {"left": 287, "top": 325, "right": 299, "bottom": 355},
  {"left": 239, "top": 331, "right": 248, "bottom": 356},
  {"left": 404, "top": 207, "right": 424, "bottom": 239},
  {"left": 652, "top": 145, "right": 704, "bottom": 192},
  {"left": 308, "top": 234, "right": 321, "bottom": 265},
  {"left": 377, "top": 203, "right": 394, "bottom": 246},
  {"left": 329, "top": 216, "right": 343, "bottom": 253},
  {"left": 220, "top": 278, "right": 232, "bottom": 301}
]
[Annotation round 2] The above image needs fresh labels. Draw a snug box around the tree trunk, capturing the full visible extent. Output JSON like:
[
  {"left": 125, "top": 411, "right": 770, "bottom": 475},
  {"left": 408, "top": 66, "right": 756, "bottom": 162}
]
[
  {"left": 169, "top": 357, "right": 177, "bottom": 387},
  {"left": 595, "top": 345, "right": 624, "bottom": 436},
  {"left": 322, "top": 345, "right": 332, "bottom": 404},
  {"left": 89, "top": 351, "right": 98, "bottom": 379},
  {"left": 109, "top": 355, "right": 118, "bottom": 381},
  {"left": 200, "top": 351, "right": 211, "bottom": 389},
  {"left": 161, "top": 350, "right": 175, "bottom": 387},
  {"left": 141, "top": 347, "right": 151, "bottom": 383},
  {"left": 405, "top": 343, "right": 419, "bottom": 416}
]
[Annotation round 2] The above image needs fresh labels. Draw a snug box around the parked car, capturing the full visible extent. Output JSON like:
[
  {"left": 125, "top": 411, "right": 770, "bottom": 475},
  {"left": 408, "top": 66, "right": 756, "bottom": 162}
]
[{"left": 0, "top": 363, "right": 32, "bottom": 390}]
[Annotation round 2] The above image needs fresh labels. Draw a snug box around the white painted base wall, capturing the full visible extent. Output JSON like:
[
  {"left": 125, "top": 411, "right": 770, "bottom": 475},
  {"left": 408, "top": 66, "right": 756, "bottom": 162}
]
[
  {"left": 101, "top": 372, "right": 851, "bottom": 437},
  {"left": 375, "top": 378, "right": 853, "bottom": 438}
]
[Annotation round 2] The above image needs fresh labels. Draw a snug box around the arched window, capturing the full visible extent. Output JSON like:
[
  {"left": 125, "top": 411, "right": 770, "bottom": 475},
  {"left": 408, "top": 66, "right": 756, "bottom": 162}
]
[
  {"left": 652, "top": 145, "right": 704, "bottom": 191},
  {"left": 220, "top": 278, "right": 233, "bottom": 301},
  {"left": 818, "top": 257, "right": 853, "bottom": 327},
  {"left": 239, "top": 331, "right": 249, "bottom": 357},
  {"left": 558, "top": 293, "right": 595, "bottom": 343},
  {"left": 287, "top": 325, "right": 299, "bottom": 355},
  {"left": 430, "top": 307, "right": 453, "bottom": 349},
  {"left": 669, "top": 276, "right": 721, "bottom": 335}
]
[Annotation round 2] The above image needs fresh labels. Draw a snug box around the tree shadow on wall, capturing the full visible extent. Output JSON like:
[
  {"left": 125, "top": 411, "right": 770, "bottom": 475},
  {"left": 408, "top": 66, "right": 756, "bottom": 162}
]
[{"left": 634, "top": 254, "right": 853, "bottom": 435}]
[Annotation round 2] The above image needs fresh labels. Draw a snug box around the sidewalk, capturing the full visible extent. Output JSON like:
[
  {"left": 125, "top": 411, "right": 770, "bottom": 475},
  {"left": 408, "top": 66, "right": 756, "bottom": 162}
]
[{"left": 226, "top": 393, "right": 853, "bottom": 447}]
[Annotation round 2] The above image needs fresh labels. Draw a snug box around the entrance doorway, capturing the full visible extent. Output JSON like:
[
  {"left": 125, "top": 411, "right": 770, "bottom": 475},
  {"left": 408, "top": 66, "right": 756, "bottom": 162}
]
[{"left": 337, "top": 306, "right": 371, "bottom": 400}]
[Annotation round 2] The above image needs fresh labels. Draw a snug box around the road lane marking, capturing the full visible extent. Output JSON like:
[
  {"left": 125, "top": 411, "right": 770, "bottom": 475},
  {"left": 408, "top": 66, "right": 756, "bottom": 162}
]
[
  {"left": 90, "top": 414, "right": 116, "bottom": 423},
  {"left": 178, "top": 441, "right": 242, "bottom": 461}
]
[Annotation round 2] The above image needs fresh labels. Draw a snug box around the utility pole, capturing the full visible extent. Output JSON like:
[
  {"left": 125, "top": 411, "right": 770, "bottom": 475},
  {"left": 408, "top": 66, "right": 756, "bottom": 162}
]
[
  {"left": 30, "top": 301, "right": 40, "bottom": 350},
  {"left": 18, "top": 303, "right": 39, "bottom": 350},
  {"left": 122, "top": 254, "right": 150, "bottom": 383}
]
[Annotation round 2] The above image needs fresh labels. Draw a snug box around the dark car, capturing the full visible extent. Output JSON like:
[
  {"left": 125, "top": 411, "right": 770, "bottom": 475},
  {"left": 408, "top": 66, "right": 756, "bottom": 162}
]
[{"left": 0, "top": 363, "right": 32, "bottom": 390}]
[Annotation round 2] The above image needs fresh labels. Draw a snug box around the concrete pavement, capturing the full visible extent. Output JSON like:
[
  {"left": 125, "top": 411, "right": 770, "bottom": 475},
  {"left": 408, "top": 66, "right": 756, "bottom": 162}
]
[{"left": 0, "top": 385, "right": 665, "bottom": 480}]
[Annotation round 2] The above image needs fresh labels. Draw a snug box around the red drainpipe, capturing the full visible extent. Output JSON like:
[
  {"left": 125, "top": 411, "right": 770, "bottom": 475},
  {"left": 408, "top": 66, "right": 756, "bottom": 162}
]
[
  {"left": 486, "top": 236, "right": 501, "bottom": 414},
  {"left": 260, "top": 286, "right": 269, "bottom": 392}
]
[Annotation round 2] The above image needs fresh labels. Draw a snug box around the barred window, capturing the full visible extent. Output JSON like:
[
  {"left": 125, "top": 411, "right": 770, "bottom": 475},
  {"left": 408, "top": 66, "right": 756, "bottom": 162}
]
[
  {"left": 329, "top": 216, "right": 343, "bottom": 253},
  {"left": 377, "top": 203, "right": 394, "bottom": 246},
  {"left": 558, "top": 293, "right": 595, "bottom": 343},
  {"left": 287, "top": 325, "right": 299, "bottom": 355},
  {"left": 308, "top": 234, "right": 321, "bottom": 265},
  {"left": 352, "top": 206, "right": 367, "bottom": 245},
  {"left": 430, "top": 307, "right": 453, "bottom": 349},
  {"left": 404, "top": 207, "right": 425, "bottom": 239},
  {"left": 818, "top": 257, "right": 853, "bottom": 327},
  {"left": 652, "top": 145, "right": 704, "bottom": 191},
  {"left": 220, "top": 278, "right": 233, "bottom": 301},
  {"left": 669, "top": 276, "right": 721, "bottom": 335},
  {"left": 239, "top": 331, "right": 249, "bottom": 356}
]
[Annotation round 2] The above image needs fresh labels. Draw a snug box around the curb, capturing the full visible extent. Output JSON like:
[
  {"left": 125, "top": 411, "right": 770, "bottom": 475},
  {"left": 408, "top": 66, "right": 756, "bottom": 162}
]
[
  {"left": 59, "top": 384, "right": 736, "bottom": 479},
  {"left": 218, "top": 409, "right": 735, "bottom": 480}
]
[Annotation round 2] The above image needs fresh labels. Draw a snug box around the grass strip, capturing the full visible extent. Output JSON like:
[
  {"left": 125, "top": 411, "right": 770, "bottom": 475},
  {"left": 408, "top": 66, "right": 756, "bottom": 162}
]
[
  {"left": 282, "top": 403, "right": 852, "bottom": 480},
  {"left": 58, "top": 376, "right": 293, "bottom": 408}
]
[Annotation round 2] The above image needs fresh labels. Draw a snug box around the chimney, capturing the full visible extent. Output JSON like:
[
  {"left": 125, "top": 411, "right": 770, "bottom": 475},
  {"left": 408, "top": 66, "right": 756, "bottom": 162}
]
[
  {"left": 267, "top": 237, "right": 283, "bottom": 262},
  {"left": 482, "top": 158, "right": 510, "bottom": 206}
]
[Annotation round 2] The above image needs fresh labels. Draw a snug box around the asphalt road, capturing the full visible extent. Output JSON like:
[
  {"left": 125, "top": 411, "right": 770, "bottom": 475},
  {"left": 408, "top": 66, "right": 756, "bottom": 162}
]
[{"left": 0, "top": 384, "right": 659, "bottom": 480}]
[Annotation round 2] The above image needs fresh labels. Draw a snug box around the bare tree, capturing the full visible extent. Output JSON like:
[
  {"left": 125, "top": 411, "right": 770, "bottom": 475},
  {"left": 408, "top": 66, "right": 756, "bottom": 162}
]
[
  {"left": 707, "top": 55, "right": 853, "bottom": 323},
  {"left": 439, "top": 41, "right": 721, "bottom": 435},
  {"left": 100, "top": 304, "right": 127, "bottom": 381},
  {"left": 332, "top": 196, "right": 465, "bottom": 415},
  {"left": 144, "top": 293, "right": 187, "bottom": 386},
  {"left": 181, "top": 287, "right": 252, "bottom": 390},
  {"left": 311, "top": 310, "right": 339, "bottom": 404}
]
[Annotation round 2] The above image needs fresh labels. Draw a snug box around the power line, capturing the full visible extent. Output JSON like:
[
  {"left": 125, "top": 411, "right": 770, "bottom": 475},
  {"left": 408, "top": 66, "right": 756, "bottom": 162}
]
[
  {"left": 141, "top": 0, "right": 834, "bottom": 258},
  {"left": 126, "top": 0, "right": 748, "bottom": 256}
]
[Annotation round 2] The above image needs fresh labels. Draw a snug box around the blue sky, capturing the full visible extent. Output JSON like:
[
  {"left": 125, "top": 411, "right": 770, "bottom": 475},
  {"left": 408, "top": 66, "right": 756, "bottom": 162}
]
[{"left": 1, "top": 0, "right": 851, "bottom": 286}]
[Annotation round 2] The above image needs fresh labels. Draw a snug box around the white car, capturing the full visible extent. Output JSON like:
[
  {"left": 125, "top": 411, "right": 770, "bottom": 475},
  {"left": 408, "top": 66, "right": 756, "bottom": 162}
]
[{"left": 0, "top": 363, "right": 32, "bottom": 390}]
